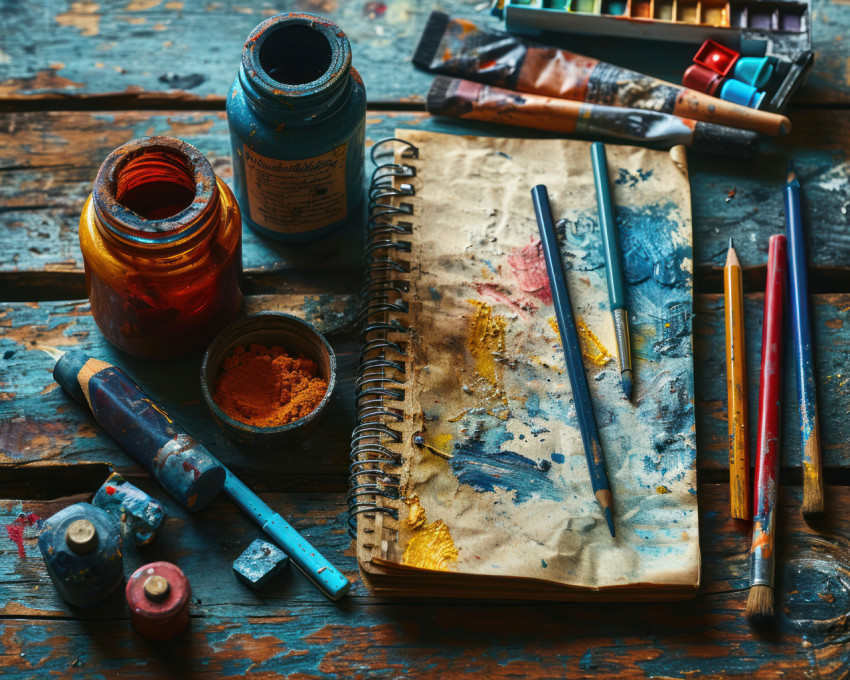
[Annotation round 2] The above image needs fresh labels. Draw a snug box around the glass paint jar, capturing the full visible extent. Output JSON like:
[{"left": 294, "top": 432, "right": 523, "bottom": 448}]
[
  {"left": 79, "top": 136, "right": 243, "bottom": 359},
  {"left": 227, "top": 12, "right": 367, "bottom": 242}
]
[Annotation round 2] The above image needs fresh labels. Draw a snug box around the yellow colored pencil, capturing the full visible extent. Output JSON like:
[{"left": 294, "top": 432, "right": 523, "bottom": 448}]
[{"left": 725, "top": 239, "right": 750, "bottom": 520}]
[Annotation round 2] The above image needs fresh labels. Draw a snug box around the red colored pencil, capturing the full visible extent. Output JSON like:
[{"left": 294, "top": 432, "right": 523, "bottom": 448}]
[{"left": 746, "top": 234, "right": 787, "bottom": 622}]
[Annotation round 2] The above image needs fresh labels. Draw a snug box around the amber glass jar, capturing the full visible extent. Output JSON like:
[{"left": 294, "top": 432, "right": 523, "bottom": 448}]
[{"left": 79, "top": 137, "right": 243, "bottom": 359}]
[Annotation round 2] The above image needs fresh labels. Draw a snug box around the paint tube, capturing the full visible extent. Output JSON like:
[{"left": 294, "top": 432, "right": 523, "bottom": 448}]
[
  {"left": 427, "top": 77, "right": 759, "bottom": 157},
  {"left": 413, "top": 12, "right": 790, "bottom": 137}
]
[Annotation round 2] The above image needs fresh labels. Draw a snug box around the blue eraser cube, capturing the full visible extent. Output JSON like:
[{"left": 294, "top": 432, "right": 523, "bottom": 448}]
[{"left": 233, "top": 539, "right": 290, "bottom": 589}]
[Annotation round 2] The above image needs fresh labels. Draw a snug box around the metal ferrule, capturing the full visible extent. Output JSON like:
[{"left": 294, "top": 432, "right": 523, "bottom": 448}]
[
  {"left": 749, "top": 518, "right": 775, "bottom": 587},
  {"left": 612, "top": 308, "right": 632, "bottom": 375}
]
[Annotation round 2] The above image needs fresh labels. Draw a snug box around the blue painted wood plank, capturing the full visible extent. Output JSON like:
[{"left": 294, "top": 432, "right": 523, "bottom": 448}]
[
  {"left": 1, "top": 108, "right": 849, "bottom": 298},
  {"left": 0, "top": 0, "right": 847, "bottom": 105},
  {"left": 0, "top": 485, "right": 848, "bottom": 678}
]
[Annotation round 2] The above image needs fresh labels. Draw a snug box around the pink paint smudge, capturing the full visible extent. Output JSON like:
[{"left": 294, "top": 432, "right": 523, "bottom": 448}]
[
  {"left": 474, "top": 283, "right": 536, "bottom": 319},
  {"left": 507, "top": 239, "right": 552, "bottom": 304},
  {"left": 5, "top": 512, "right": 42, "bottom": 558}
]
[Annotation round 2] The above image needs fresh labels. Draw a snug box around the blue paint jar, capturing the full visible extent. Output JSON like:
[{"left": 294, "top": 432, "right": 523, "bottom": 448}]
[
  {"left": 227, "top": 12, "right": 367, "bottom": 242},
  {"left": 37, "top": 503, "right": 123, "bottom": 608}
]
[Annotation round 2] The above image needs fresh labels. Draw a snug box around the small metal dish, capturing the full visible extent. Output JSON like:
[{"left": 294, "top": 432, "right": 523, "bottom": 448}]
[{"left": 200, "top": 312, "right": 336, "bottom": 448}]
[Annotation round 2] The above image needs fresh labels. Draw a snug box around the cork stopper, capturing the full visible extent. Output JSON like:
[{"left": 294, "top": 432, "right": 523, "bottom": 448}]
[
  {"left": 143, "top": 575, "right": 170, "bottom": 601},
  {"left": 65, "top": 519, "right": 98, "bottom": 554}
]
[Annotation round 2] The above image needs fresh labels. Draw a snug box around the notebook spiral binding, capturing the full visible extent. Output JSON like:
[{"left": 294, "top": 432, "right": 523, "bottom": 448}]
[{"left": 347, "top": 137, "right": 420, "bottom": 538}]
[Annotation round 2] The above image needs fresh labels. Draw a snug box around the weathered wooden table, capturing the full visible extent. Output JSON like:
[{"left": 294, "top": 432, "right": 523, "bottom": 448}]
[{"left": 2, "top": 1, "right": 850, "bottom": 677}]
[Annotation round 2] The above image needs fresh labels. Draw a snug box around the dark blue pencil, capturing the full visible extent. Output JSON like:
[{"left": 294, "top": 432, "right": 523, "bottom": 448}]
[
  {"left": 591, "top": 142, "right": 633, "bottom": 400},
  {"left": 785, "top": 163, "right": 824, "bottom": 516},
  {"left": 532, "top": 184, "right": 616, "bottom": 537}
]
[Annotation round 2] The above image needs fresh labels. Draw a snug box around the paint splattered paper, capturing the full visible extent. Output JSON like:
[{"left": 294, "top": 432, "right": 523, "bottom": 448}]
[{"left": 353, "top": 130, "right": 699, "bottom": 600}]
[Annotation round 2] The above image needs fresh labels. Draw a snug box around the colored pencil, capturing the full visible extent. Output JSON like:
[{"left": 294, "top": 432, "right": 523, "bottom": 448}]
[
  {"left": 747, "top": 234, "right": 786, "bottom": 622},
  {"left": 785, "top": 163, "right": 825, "bottom": 516},
  {"left": 590, "top": 142, "right": 633, "bottom": 401},
  {"left": 724, "top": 239, "right": 750, "bottom": 520},
  {"left": 531, "top": 184, "right": 616, "bottom": 537}
]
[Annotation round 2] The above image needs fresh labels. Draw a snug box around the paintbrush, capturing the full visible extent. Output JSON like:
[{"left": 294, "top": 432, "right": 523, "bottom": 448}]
[
  {"left": 785, "top": 162, "right": 825, "bottom": 517},
  {"left": 531, "top": 184, "right": 616, "bottom": 537},
  {"left": 46, "top": 348, "right": 351, "bottom": 601},
  {"left": 590, "top": 142, "right": 633, "bottom": 400},
  {"left": 724, "top": 238, "right": 750, "bottom": 520},
  {"left": 747, "top": 234, "right": 786, "bottom": 622}
]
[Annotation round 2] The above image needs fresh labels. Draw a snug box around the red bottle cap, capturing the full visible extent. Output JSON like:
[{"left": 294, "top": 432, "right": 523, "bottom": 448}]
[
  {"left": 683, "top": 64, "right": 723, "bottom": 96},
  {"left": 693, "top": 39, "right": 740, "bottom": 77},
  {"left": 126, "top": 561, "right": 191, "bottom": 641}
]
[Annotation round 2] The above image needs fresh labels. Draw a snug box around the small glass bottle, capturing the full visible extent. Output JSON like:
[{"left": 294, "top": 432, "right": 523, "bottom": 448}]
[
  {"left": 227, "top": 12, "right": 367, "bottom": 242},
  {"left": 38, "top": 503, "right": 124, "bottom": 608},
  {"left": 79, "top": 136, "right": 243, "bottom": 359}
]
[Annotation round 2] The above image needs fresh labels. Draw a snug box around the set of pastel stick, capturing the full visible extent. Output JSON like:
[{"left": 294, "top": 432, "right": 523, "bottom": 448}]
[{"left": 500, "top": 0, "right": 812, "bottom": 111}]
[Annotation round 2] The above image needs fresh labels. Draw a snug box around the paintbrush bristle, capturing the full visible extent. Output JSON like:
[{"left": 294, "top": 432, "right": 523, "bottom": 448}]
[
  {"left": 621, "top": 370, "right": 633, "bottom": 402},
  {"left": 34, "top": 345, "right": 65, "bottom": 361},
  {"left": 786, "top": 161, "right": 797, "bottom": 185},
  {"left": 746, "top": 584, "right": 775, "bottom": 622}
]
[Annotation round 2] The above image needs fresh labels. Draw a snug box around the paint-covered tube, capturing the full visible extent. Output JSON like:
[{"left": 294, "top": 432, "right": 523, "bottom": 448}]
[
  {"left": 414, "top": 12, "right": 790, "bottom": 137},
  {"left": 427, "top": 77, "right": 759, "bottom": 157}
]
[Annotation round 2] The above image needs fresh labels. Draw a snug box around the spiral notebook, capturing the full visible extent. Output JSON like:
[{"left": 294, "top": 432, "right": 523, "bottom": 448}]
[{"left": 349, "top": 129, "right": 700, "bottom": 600}]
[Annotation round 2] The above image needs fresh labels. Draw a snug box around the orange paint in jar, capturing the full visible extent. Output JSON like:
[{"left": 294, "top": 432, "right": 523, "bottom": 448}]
[{"left": 79, "top": 136, "right": 243, "bottom": 358}]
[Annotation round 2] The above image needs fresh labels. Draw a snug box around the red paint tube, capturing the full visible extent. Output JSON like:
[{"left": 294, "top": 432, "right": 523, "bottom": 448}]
[
  {"left": 427, "top": 77, "right": 758, "bottom": 157},
  {"left": 413, "top": 12, "right": 790, "bottom": 137}
]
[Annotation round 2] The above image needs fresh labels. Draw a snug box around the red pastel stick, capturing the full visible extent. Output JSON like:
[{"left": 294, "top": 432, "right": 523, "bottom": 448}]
[{"left": 746, "top": 234, "right": 786, "bottom": 621}]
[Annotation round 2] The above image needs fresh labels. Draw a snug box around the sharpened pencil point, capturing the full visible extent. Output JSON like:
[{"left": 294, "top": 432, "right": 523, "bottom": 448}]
[
  {"left": 729, "top": 237, "right": 733, "bottom": 249},
  {"left": 605, "top": 507, "right": 615, "bottom": 537},
  {"left": 621, "top": 370, "right": 633, "bottom": 401},
  {"left": 746, "top": 584, "right": 775, "bottom": 622}
]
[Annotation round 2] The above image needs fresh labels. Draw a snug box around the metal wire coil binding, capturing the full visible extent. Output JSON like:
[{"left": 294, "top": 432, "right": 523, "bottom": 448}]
[{"left": 348, "top": 137, "right": 419, "bottom": 537}]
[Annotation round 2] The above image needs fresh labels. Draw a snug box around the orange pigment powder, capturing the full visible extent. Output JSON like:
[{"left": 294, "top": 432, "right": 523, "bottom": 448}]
[{"left": 212, "top": 343, "right": 328, "bottom": 428}]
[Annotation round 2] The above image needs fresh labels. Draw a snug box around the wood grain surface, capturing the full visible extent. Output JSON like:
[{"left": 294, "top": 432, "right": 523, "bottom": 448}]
[{"left": 1, "top": 0, "right": 849, "bottom": 677}]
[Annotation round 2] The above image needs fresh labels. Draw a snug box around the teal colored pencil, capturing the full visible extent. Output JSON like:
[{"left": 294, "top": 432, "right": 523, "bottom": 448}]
[{"left": 590, "top": 142, "right": 633, "bottom": 400}]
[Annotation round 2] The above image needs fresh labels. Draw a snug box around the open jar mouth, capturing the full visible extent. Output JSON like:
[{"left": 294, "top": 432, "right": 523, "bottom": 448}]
[
  {"left": 242, "top": 12, "right": 351, "bottom": 100},
  {"left": 92, "top": 136, "right": 218, "bottom": 246}
]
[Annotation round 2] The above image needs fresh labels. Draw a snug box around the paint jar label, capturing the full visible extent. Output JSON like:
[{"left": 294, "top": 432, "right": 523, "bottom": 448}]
[{"left": 243, "top": 143, "right": 348, "bottom": 234}]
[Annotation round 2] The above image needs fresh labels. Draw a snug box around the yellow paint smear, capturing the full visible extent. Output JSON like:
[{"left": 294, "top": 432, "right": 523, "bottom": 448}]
[
  {"left": 404, "top": 497, "right": 427, "bottom": 530},
  {"left": 431, "top": 433, "right": 454, "bottom": 455},
  {"left": 467, "top": 300, "right": 507, "bottom": 384},
  {"left": 656, "top": 486, "right": 670, "bottom": 494},
  {"left": 548, "top": 316, "right": 560, "bottom": 340},
  {"left": 402, "top": 520, "right": 459, "bottom": 571},
  {"left": 576, "top": 318, "right": 614, "bottom": 368}
]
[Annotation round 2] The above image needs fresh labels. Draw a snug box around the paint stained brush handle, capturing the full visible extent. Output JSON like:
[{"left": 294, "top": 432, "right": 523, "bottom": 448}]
[
  {"left": 427, "top": 77, "right": 759, "bottom": 158},
  {"left": 751, "top": 234, "right": 786, "bottom": 590},
  {"left": 532, "top": 184, "right": 615, "bottom": 537},
  {"left": 591, "top": 142, "right": 633, "bottom": 400},
  {"left": 785, "top": 166, "right": 824, "bottom": 516},
  {"left": 53, "top": 351, "right": 225, "bottom": 512}
]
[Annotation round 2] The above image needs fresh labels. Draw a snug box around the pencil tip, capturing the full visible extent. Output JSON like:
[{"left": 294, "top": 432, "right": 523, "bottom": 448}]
[
  {"left": 729, "top": 237, "right": 733, "bottom": 249},
  {"left": 605, "top": 507, "right": 615, "bottom": 537},
  {"left": 621, "top": 370, "right": 633, "bottom": 401}
]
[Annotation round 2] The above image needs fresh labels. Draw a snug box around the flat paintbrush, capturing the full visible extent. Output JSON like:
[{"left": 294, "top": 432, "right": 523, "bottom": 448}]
[
  {"left": 746, "top": 234, "right": 786, "bottom": 622},
  {"left": 532, "top": 184, "right": 616, "bottom": 537}
]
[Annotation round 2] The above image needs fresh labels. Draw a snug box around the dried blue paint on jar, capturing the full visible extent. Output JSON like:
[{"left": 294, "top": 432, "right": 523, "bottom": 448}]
[{"left": 227, "top": 12, "right": 367, "bottom": 242}]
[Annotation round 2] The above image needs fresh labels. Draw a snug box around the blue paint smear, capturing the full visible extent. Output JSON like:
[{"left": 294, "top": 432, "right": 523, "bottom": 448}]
[
  {"left": 451, "top": 437, "right": 562, "bottom": 503},
  {"left": 525, "top": 392, "right": 543, "bottom": 418},
  {"left": 551, "top": 453, "right": 565, "bottom": 464},
  {"left": 541, "top": 558, "right": 548, "bottom": 568},
  {"left": 614, "top": 168, "right": 653, "bottom": 187},
  {"left": 428, "top": 286, "right": 442, "bottom": 301}
]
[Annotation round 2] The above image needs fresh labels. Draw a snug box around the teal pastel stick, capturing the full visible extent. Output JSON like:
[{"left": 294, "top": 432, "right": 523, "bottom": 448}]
[
  {"left": 591, "top": 142, "right": 633, "bottom": 400},
  {"left": 223, "top": 470, "right": 351, "bottom": 601},
  {"left": 591, "top": 142, "right": 625, "bottom": 310}
]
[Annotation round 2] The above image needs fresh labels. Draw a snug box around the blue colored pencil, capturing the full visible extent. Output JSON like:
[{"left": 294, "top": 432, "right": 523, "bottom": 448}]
[
  {"left": 591, "top": 142, "right": 633, "bottom": 400},
  {"left": 532, "top": 184, "right": 616, "bottom": 537},
  {"left": 785, "top": 163, "right": 825, "bottom": 516}
]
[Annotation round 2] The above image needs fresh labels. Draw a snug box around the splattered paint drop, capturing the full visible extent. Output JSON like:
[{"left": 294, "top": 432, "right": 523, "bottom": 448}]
[
  {"left": 507, "top": 239, "right": 553, "bottom": 304},
  {"left": 402, "top": 520, "right": 459, "bottom": 571},
  {"left": 5, "top": 512, "right": 43, "bottom": 558}
]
